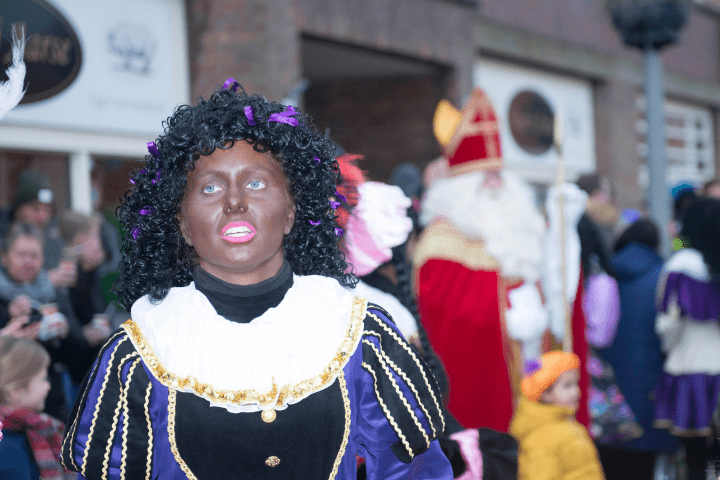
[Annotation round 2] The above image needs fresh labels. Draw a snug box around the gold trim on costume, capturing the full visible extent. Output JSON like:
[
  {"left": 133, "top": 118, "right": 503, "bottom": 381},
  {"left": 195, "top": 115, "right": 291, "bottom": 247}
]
[
  {"left": 143, "top": 382, "right": 153, "bottom": 480},
  {"left": 168, "top": 389, "right": 198, "bottom": 480},
  {"left": 81, "top": 336, "right": 128, "bottom": 477},
  {"left": 367, "top": 313, "right": 445, "bottom": 433},
  {"left": 122, "top": 297, "right": 367, "bottom": 410},
  {"left": 412, "top": 220, "right": 499, "bottom": 273},
  {"left": 363, "top": 331, "right": 437, "bottom": 439},
  {"left": 449, "top": 157, "right": 504, "bottom": 176},
  {"left": 362, "top": 362, "right": 414, "bottom": 460},
  {"left": 103, "top": 352, "right": 138, "bottom": 479},
  {"left": 328, "top": 372, "right": 351, "bottom": 480},
  {"left": 63, "top": 330, "right": 125, "bottom": 472},
  {"left": 363, "top": 339, "right": 430, "bottom": 448},
  {"left": 120, "top": 358, "right": 140, "bottom": 479}
]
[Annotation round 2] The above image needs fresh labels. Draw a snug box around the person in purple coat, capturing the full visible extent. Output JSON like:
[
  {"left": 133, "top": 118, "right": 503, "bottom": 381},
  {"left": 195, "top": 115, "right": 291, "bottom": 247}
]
[
  {"left": 59, "top": 80, "right": 451, "bottom": 480},
  {"left": 601, "top": 219, "right": 679, "bottom": 480}
]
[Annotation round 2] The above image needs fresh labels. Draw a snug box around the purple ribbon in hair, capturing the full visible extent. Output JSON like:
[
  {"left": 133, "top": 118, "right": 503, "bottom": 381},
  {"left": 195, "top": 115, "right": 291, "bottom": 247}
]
[
  {"left": 139, "top": 207, "right": 155, "bottom": 216},
  {"left": 334, "top": 191, "right": 347, "bottom": 204},
  {"left": 131, "top": 226, "right": 141, "bottom": 240},
  {"left": 330, "top": 200, "right": 341, "bottom": 210},
  {"left": 268, "top": 106, "right": 300, "bottom": 127},
  {"left": 308, "top": 219, "right": 321, "bottom": 226},
  {"left": 244, "top": 106, "right": 257, "bottom": 126},
  {"left": 334, "top": 227, "right": 343, "bottom": 237},
  {"left": 223, "top": 77, "right": 239, "bottom": 92},
  {"left": 313, "top": 156, "right": 321, "bottom": 165},
  {"left": 147, "top": 142, "right": 160, "bottom": 159}
]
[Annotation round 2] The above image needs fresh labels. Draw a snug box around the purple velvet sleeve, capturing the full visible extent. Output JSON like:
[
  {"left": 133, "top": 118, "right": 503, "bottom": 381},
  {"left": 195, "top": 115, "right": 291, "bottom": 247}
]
[
  {"left": 583, "top": 273, "right": 621, "bottom": 348},
  {"left": 357, "top": 309, "right": 453, "bottom": 479},
  {"left": 659, "top": 272, "right": 720, "bottom": 321},
  {"left": 70, "top": 336, "right": 128, "bottom": 480}
]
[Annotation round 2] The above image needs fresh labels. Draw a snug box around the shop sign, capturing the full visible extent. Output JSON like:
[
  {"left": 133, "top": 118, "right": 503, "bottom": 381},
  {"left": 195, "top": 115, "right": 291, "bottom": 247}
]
[{"left": 0, "top": 0, "right": 83, "bottom": 104}]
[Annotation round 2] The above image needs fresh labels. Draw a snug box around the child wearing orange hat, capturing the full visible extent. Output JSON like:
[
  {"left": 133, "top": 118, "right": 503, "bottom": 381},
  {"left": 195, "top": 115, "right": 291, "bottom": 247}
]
[{"left": 510, "top": 351, "right": 605, "bottom": 480}]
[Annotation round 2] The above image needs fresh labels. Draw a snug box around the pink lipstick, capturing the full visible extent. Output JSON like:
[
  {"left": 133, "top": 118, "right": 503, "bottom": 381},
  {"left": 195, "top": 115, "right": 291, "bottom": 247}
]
[{"left": 221, "top": 221, "right": 256, "bottom": 243}]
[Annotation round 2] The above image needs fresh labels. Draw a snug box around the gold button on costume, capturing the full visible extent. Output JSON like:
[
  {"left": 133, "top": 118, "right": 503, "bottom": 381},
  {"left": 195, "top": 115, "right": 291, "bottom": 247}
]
[
  {"left": 261, "top": 409, "right": 276, "bottom": 423},
  {"left": 265, "top": 456, "right": 281, "bottom": 467}
]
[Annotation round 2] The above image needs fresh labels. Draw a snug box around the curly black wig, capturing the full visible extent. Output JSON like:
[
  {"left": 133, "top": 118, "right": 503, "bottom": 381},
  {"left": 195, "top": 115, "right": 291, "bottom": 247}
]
[
  {"left": 113, "top": 82, "right": 356, "bottom": 310},
  {"left": 679, "top": 197, "right": 720, "bottom": 279}
]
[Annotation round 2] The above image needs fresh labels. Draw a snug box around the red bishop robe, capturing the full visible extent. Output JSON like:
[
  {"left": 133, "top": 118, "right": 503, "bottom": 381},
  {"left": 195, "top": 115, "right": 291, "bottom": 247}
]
[{"left": 414, "top": 220, "right": 517, "bottom": 432}]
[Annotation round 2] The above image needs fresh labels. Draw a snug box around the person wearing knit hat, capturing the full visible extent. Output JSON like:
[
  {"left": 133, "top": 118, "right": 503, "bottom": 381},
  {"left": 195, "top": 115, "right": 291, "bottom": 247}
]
[
  {"left": 510, "top": 351, "right": 605, "bottom": 480},
  {"left": 11, "top": 169, "right": 54, "bottom": 231}
]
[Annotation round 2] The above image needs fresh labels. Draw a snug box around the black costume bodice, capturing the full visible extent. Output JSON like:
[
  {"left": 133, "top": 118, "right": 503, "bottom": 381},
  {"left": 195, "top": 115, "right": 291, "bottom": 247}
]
[{"left": 172, "top": 264, "right": 346, "bottom": 478}]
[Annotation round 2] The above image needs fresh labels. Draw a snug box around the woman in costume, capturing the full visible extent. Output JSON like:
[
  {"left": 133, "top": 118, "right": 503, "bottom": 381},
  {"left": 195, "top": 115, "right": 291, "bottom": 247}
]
[
  {"left": 654, "top": 197, "right": 720, "bottom": 480},
  {"left": 60, "top": 80, "right": 450, "bottom": 479}
]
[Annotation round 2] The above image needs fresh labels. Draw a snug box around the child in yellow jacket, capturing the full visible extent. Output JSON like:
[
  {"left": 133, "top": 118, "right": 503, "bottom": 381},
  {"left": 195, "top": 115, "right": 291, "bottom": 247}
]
[{"left": 510, "top": 351, "right": 605, "bottom": 480}]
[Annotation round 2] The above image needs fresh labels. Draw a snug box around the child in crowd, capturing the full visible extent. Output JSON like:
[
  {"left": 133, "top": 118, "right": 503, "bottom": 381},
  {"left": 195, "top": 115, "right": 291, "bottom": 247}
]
[
  {"left": 510, "top": 351, "right": 605, "bottom": 480},
  {"left": 0, "top": 337, "right": 72, "bottom": 479}
]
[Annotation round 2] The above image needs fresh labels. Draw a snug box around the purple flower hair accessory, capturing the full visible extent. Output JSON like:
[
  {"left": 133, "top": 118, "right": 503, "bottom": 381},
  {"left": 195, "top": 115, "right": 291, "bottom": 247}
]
[
  {"left": 524, "top": 359, "right": 542, "bottom": 376},
  {"left": 131, "top": 226, "right": 141, "bottom": 240},
  {"left": 268, "top": 105, "right": 300, "bottom": 127},
  {"left": 313, "top": 156, "right": 321, "bottom": 165},
  {"left": 334, "top": 190, "right": 347, "bottom": 204},
  {"left": 147, "top": 142, "right": 161, "bottom": 159},
  {"left": 222, "top": 77, "right": 239, "bottom": 92},
  {"left": 334, "top": 227, "right": 343, "bottom": 237},
  {"left": 139, "top": 207, "right": 155, "bottom": 215},
  {"left": 330, "top": 200, "right": 341, "bottom": 210},
  {"left": 308, "top": 219, "right": 321, "bottom": 226},
  {"left": 244, "top": 106, "right": 257, "bottom": 126}
]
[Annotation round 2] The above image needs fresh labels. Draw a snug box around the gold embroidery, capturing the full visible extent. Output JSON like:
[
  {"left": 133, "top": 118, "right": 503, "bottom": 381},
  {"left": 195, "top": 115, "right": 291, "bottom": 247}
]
[
  {"left": 82, "top": 336, "right": 128, "bottom": 477},
  {"left": 362, "top": 362, "right": 414, "bottom": 460},
  {"left": 123, "top": 296, "right": 367, "bottom": 409},
  {"left": 328, "top": 372, "right": 351, "bottom": 480},
  {"left": 63, "top": 330, "right": 125, "bottom": 472},
  {"left": 363, "top": 333, "right": 436, "bottom": 439},
  {"left": 143, "top": 382, "right": 153, "bottom": 480},
  {"left": 261, "top": 409, "right": 276, "bottom": 423},
  {"left": 413, "top": 220, "right": 500, "bottom": 272},
  {"left": 265, "top": 456, "right": 281, "bottom": 467},
  {"left": 103, "top": 352, "right": 138, "bottom": 479},
  {"left": 120, "top": 358, "right": 140, "bottom": 479},
  {"left": 167, "top": 389, "right": 198, "bottom": 480},
  {"left": 367, "top": 313, "right": 445, "bottom": 433},
  {"left": 363, "top": 330, "right": 438, "bottom": 438},
  {"left": 363, "top": 339, "right": 430, "bottom": 448}
]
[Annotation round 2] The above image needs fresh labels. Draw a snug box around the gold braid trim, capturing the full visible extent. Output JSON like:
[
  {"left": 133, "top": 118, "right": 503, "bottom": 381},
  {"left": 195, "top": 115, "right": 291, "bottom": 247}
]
[
  {"left": 368, "top": 313, "right": 445, "bottom": 433},
  {"left": 122, "top": 296, "right": 367, "bottom": 409},
  {"left": 413, "top": 220, "right": 499, "bottom": 272},
  {"left": 363, "top": 339, "right": 430, "bottom": 448},
  {"left": 103, "top": 352, "right": 138, "bottom": 479},
  {"left": 63, "top": 330, "right": 125, "bottom": 472},
  {"left": 167, "top": 389, "right": 197, "bottom": 480},
  {"left": 362, "top": 362, "right": 414, "bottom": 460},
  {"left": 119, "top": 358, "right": 140, "bottom": 479},
  {"left": 328, "top": 372, "right": 351, "bottom": 480},
  {"left": 81, "top": 336, "right": 128, "bottom": 477},
  {"left": 364, "top": 331, "right": 437, "bottom": 439},
  {"left": 143, "top": 382, "right": 153, "bottom": 480}
]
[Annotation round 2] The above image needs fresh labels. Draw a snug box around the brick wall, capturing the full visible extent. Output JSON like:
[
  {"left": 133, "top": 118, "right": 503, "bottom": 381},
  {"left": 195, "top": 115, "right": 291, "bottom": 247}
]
[
  {"left": 478, "top": 1, "right": 719, "bottom": 84},
  {"left": 305, "top": 75, "right": 444, "bottom": 181}
]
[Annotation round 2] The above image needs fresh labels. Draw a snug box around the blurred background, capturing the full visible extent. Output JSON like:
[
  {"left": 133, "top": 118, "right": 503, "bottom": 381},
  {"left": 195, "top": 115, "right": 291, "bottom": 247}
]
[{"left": 0, "top": 0, "right": 718, "bottom": 215}]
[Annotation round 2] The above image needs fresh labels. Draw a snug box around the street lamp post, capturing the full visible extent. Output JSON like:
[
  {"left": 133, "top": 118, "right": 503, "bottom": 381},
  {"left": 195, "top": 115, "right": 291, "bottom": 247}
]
[{"left": 608, "top": 0, "right": 689, "bottom": 257}]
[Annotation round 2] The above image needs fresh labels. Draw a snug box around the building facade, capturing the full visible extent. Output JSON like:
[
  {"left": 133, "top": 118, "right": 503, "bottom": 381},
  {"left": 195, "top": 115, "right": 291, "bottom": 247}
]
[{"left": 1, "top": 0, "right": 719, "bottom": 215}]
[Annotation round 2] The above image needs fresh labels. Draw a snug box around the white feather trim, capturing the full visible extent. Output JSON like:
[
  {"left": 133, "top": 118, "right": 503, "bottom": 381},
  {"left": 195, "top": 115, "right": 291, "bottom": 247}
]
[{"left": 0, "top": 26, "right": 26, "bottom": 121}]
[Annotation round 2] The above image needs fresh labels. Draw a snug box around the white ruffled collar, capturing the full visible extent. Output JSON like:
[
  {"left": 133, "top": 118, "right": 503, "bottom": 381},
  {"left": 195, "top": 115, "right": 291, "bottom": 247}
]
[{"left": 123, "top": 275, "right": 366, "bottom": 413}]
